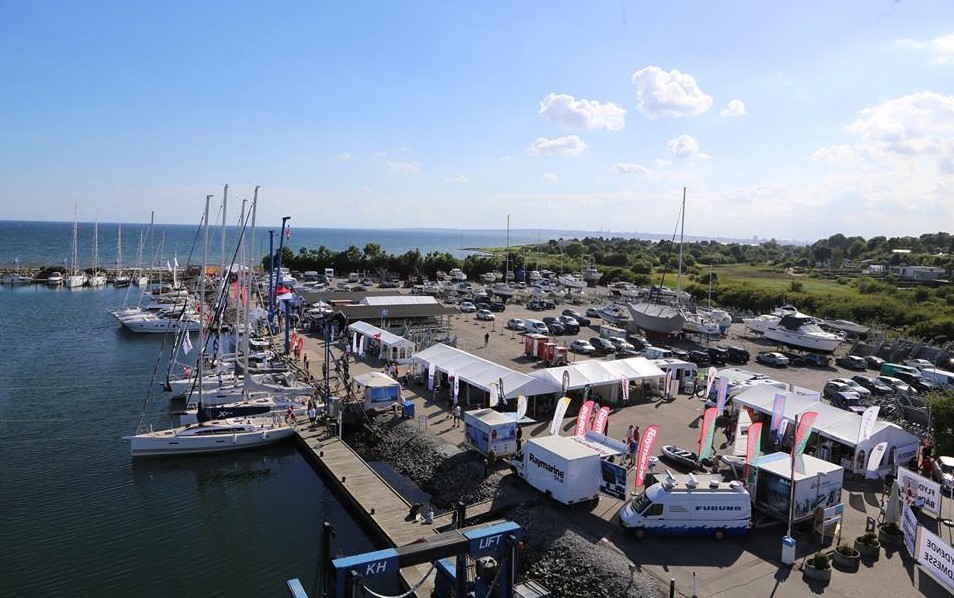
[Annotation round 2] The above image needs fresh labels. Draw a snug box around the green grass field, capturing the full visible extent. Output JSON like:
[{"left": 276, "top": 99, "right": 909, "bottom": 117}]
[{"left": 710, "top": 265, "right": 858, "bottom": 297}]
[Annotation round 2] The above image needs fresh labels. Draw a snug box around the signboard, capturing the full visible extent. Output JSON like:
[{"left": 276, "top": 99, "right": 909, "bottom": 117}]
[
  {"left": 599, "top": 459, "right": 627, "bottom": 500},
  {"left": 917, "top": 527, "right": 954, "bottom": 593},
  {"left": 898, "top": 466, "right": 941, "bottom": 519},
  {"left": 895, "top": 442, "right": 919, "bottom": 467},
  {"left": 901, "top": 501, "right": 917, "bottom": 557}
]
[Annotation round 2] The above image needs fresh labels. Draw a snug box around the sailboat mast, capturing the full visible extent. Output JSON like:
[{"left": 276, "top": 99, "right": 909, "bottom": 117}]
[
  {"left": 198, "top": 195, "right": 211, "bottom": 411},
  {"left": 676, "top": 187, "right": 685, "bottom": 296},
  {"left": 242, "top": 188, "right": 259, "bottom": 389}
]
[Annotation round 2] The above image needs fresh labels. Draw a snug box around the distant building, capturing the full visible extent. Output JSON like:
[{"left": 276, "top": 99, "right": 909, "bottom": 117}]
[{"left": 889, "top": 265, "right": 948, "bottom": 283}]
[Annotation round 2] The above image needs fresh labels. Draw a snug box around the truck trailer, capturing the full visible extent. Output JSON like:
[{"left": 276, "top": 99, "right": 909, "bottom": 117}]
[{"left": 510, "top": 435, "right": 602, "bottom": 505}]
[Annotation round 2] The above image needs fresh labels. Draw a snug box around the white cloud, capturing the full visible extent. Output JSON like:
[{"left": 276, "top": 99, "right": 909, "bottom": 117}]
[
  {"left": 543, "top": 173, "right": 559, "bottom": 182},
  {"left": 630, "top": 66, "right": 712, "bottom": 117},
  {"left": 337, "top": 152, "right": 352, "bottom": 161},
  {"left": 613, "top": 163, "right": 649, "bottom": 175},
  {"left": 814, "top": 92, "right": 954, "bottom": 167},
  {"left": 444, "top": 174, "right": 468, "bottom": 183},
  {"left": 387, "top": 160, "right": 420, "bottom": 174},
  {"left": 538, "top": 93, "right": 626, "bottom": 131},
  {"left": 528, "top": 135, "right": 588, "bottom": 156},
  {"left": 719, "top": 99, "right": 746, "bottom": 117},
  {"left": 933, "top": 33, "right": 954, "bottom": 64},
  {"left": 666, "top": 134, "right": 709, "bottom": 159}
]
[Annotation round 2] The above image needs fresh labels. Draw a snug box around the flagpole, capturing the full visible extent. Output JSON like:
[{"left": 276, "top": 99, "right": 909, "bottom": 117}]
[{"left": 787, "top": 413, "right": 799, "bottom": 539}]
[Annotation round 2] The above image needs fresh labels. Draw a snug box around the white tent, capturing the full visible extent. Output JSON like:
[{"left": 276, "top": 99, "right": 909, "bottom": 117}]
[
  {"left": 733, "top": 384, "right": 919, "bottom": 475},
  {"left": 529, "top": 357, "right": 666, "bottom": 403},
  {"left": 347, "top": 321, "right": 416, "bottom": 364},
  {"left": 413, "top": 343, "right": 557, "bottom": 400}
]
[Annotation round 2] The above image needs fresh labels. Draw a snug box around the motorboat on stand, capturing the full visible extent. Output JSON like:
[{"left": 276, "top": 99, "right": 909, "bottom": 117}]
[
  {"left": 742, "top": 305, "right": 797, "bottom": 335},
  {"left": 763, "top": 310, "right": 842, "bottom": 354}
]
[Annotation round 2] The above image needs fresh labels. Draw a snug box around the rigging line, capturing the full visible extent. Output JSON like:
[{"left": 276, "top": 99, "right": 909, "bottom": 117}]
[{"left": 359, "top": 563, "right": 437, "bottom": 598}]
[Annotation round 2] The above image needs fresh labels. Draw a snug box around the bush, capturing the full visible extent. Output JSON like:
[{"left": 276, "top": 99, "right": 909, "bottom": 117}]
[
  {"left": 857, "top": 532, "right": 879, "bottom": 546},
  {"left": 836, "top": 544, "right": 858, "bottom": 556},
  {"left": 809, "top": 552, "right": 831, "bottom": 570}
]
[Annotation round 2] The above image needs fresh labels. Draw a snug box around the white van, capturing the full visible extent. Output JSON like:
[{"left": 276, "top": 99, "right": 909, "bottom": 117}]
[
  {"left": 643, "top": 346, "right": 673, "bottom": 360},
  {"left": 652, "top": 358, "right": 698, "bottom": 393},
  {"left": 599, "top": 324, "right": 626, "bottom": 340},
  {"left": 921, "top": 367, "right": 954, "bottom": 389},
  {"left": 523, "top": 319, "right": 549, "bottom": 335},
  {"left": 619, "top": 473, "right": 751, "bottom": 539}
]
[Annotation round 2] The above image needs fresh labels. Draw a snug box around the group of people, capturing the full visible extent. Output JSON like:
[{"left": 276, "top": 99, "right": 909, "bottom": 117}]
[{"left": 625, "top": 424, "right": 641, "bottom": 467}]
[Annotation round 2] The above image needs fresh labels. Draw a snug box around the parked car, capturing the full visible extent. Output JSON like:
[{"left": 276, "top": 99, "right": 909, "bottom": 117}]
[
  {"left": 627, "top": 335, "right": 649, "bottom": 351},
  {"left": 756, "top": 352, "right": 790, "bottom": 367},
  {"left": 864, "top": 355, "right": 885, "bottom": 370},
  {"left": 934, "top": 456, "right": 954, "bottom": 496},
  {"left": 615, "top": 348, "right": 641, "bottom": 359},
  {"left": 487, "top": 301, "right": 507, "bottom": 312},
  {"left": 506, "top": 317, "right": 525, "bottom": 331},
  {"left": 851, "top": 375, "right": 895, "bottom": 396},
  {"left": 561, "top": 308, "right": 591, "bottom": 326},
  {"left": 585, "top": 307, "right": 600, "bottom": 318},
  {"left": 877, "top": 375, "right": 914, "bottom": 396},
  {"left": 826, "top": 378, "right": 872, "bottom": 401},
  {"left": 458, "top": 301, "right": 477, "bottom": 313},
  {"left": 669, "top": 348, "right": 690, "bottom": 361},
  {"left": 726, "top": 346, "right": 750, "bottom": 364},
  {"left": 475, "top": 309, "right": 495, "bottom": 321},
  {"left": 527, "top": 299, "right": 555, "bottom": 311},
  {"left": 707, "top": 346, "right": 729, "bottom": 365},
  {"left": 801, "top": 353, "right": 832, "bottom": 367},
  {"left": 905, "top": 358, "right": 934, "bottom": 371},
  {"left": 589, "top": 337, "right": 616, "bottom": 354},
  {"left": 569, "top": 339, "right": 596, "bottom": 354},
  {"left": 607, "top": 337, "right": 635, "bottom": 352},
  {"left": 830, "top": 391, "right": 867, "bottom": 414},
  {"left": 541, "top": 317, "right": 566, "bottom": 335},
  {"left": 835, "top": 355, "right": 867, "bottom": 371},
  {"left": 688, "top": 350, "right": 711, "bottom": 367},
  {"left": 892, "top": 370, "right": 938, "bottom": 394},
  {"left": 558, "top": 315, "right": 581, "bottom": 334},
  {"left": 523, "top": 319, "right": 549, "bottom": 335}
]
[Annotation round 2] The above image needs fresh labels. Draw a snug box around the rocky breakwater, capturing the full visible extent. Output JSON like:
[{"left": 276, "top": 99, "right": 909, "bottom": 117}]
[{"left": 367, "top": 415, "right": 662, "bottom": 597}]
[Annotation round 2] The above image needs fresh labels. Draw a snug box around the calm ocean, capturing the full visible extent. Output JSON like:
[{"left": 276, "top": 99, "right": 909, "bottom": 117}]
[
  {"left": 0, "top": 270, "right": 414, "bottom": 594},
  {"left": 0, "top": 220, "right": 612, "bottom": 270}
]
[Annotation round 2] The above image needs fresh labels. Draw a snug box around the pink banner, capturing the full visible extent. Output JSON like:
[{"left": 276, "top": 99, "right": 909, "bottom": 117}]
[
  {"left": 634, "top": 424, "right": 659, "bottom": 488},
  {"left": 592, "top": 406, "right": 610, "bottom": 435},
  {"left": 574, "top": 400, "right": 595, "bottom": 437},
  {"left": 700, "top": 407, "right": 718, "bottom": 460},
  {"left": 745, "top": 422, "right": 763, "bottom": 482},
  {"left": 792, "top": 411, "right": 818, "bottom": 457}
]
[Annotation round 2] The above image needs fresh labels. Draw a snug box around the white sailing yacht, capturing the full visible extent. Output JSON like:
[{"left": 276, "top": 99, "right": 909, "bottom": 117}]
[
  {"left": 2, "top": 257, "right": 34, "bottom": 285},
  {"left": 114, "top": 222, "right": 130, "bottom": 287},
  {"left": 88, "top": 219, "right": 107, "bottom": 287},
  {"left": 125, "top": 189, "right": 296, "bottom": 457},
  {"left": 65, "top": 203, "right": 88, "bottom": 289}
]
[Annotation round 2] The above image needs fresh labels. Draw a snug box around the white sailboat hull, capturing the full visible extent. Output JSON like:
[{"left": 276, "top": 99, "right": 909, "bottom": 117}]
[{"left": 125, "top": 417, "right": 296, "bottom": 457}]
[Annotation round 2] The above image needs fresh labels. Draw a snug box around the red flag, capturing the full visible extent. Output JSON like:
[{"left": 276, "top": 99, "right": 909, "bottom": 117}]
[
  {"left": 285, "top": 225, "right": 291, "bottom": 240},
  {"left": 373, "top": 332, "right": 382, "bottom": 341},
  {"left": 591, "top": 406, "right": 610, "bottom": 435},
  {"left": 634, "top": 424, "right": 659, "bottom": 488},
  {"left": 792, "top": 411, "right": 818, "bottom": 457},
  {"left": 574, "top": 400, "right": 595, "bottom": 437},
  {"left": 745, "top": 422, "right": 763, "bottom": 482},
  {"left": 699, "top": 407, "right": 718, "bottom": 460}
]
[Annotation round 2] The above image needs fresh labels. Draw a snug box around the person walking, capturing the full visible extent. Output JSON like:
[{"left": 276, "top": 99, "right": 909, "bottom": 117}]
[
  {"left": 452, "top": 404, "right": 461, "bottom": 428},
  {"left": 484, "top": 332, "right": 490, "bottom": 347}
]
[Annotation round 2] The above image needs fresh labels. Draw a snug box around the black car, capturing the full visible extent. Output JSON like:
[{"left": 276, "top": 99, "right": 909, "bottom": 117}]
[
  {"left": 528, "top": 299, "right": 555, "bottom": 311},
  {"left": 589, "top": 337, "right": 616, "bottom": 354},
  {"left": 726, "top": 346, "right": 750, "bottom": 363},
  {"left": 486, "top": 301, "right": 507, "bottom": 312},
  {"left": 627, "top": 335, "right": 648, "bottom": 351},
  {"left": 688, "top": 350, "right": 711, "bottom": 367},
  {"left": 561, "top": 308, "right": 591, "bottom": 326},
  {"left": 864, "top": 355, "right": 885, "bottom": 370},
  {"left": 801, "top": 353, "right": 831, "bottom": 368},
  {"left": 670, "top": 348, "right": 690, "bottom": 361},
  {"left": 892, "top": 371, "right": 938, "bottom": 394},
  {"left": 835, "top": 355, "right": 867, "bottom": 371},
  {"left": 542, "top": 317, "right": 565, "bottom": 335},
  {"left": 851, "top": 375, "right": 895, "bottom": 396},
  {"left": 558, "top": 315, "right": 581, "bottom": 334},
  {"left": 707, "top": 346, "right": 729, "bottom": 365},
  {"left": 615, "top": 348, "right": 641, "bottom": 359}
]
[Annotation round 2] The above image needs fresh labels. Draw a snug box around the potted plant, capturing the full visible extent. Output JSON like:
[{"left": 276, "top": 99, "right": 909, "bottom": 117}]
[
  {"left": 833, "top": 543, "right": 861, "bottom": 571},
  {"left": 854, "top": 532, "right": 881, "bottom": 560},
  {"left": 803, "top": 551, "right": 832, "bottom": 583},
  {"left": 878, "top": 521, "right": 903, "bottom": 547}
]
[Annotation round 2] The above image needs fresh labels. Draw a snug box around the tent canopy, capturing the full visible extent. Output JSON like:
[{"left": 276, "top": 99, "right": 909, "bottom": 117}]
[
  {"left": 529, "top": 357, "right": 665, "bottom": 391},
  {"left": 347, "top": 321, "right": 415, "bottom": 348},
  {"left": 413, "top": 343, "right": 556, "bottom": 398}
]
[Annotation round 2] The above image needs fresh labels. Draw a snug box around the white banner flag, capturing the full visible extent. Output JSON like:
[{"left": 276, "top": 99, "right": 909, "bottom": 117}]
[
  {"left": 516, "top": 395, "right": 527, "bottom": 421},
  {"left": 550, "top": 396, "right": 571, "bottom": 436},
  {"left": 857, "top": 405, "right": 880, "bottom": 444},
  {"left": 866, "top": 441, "right": 888, "bottom": 477},
  {"left": 427, "top": 362, "right": 436, "bottom": 391}
]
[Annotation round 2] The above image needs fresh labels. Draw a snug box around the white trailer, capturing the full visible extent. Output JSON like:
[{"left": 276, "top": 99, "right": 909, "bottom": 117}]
[
  {"left": 510, "top": 435, "right": 602, "bottom": 505},
  {"left": 753, "top": 452, "right": 844, "bottom": 524}
]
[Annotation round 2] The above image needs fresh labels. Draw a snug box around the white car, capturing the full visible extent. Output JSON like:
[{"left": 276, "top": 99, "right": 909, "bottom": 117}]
[
  {"left": 904, "top": 358, "right": 934, "bottom": 371},
  {"left": 569, "top": 339, "right": 595, "bottom": 354},
  {"left": 934, "top": 456, "right": 954, "bottom": 495},
  {"left": 506, "top": 317, "right": 525, "bottom": 331},
  {"left": 475, "top": 309, "right": 495, "bottom": 321},
  {"left": 458, "top": 301, "right": 477, "bottom": 313},
  {"left": 523, "top": 319, "right": 549, "bottom": 335}
]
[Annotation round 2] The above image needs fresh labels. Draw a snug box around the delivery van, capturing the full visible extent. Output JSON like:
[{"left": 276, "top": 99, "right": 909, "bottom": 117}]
[
  {"left": 644, "top": 346, "right": 674, "bottom": 360},
  {"left": 619, "top": 473, "right": 751, "bottom": 539},
  {"left": 920, "top": 367, "right": 954, "bottom": 389}
]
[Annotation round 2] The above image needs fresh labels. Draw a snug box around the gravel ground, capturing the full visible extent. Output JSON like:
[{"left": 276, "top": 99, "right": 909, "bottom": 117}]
[{"left": 367, "top": 414, "right": 662, "bottom": 597}]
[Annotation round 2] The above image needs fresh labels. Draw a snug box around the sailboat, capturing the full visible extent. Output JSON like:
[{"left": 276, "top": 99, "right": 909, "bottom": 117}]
[
  {"left": 489, "top": 215, "right": 516, "bottom": 299},
  {"left": 88, "top": 219, "right": 107, "bottom": 287},
  {"left": 2, "top": 257, "right": 34, "bottom": 285},
  {"left": 626, "top": 189, "right": 690, "bottom": 334},
  {"left": 113, "top": 223, "right": 131, "bottom": 287},
  {"left": 125, "top": 190, "right": 296, "bottom": 457},
  {"left": 65, "top": 203, "right": 88, "bottom": 289}
]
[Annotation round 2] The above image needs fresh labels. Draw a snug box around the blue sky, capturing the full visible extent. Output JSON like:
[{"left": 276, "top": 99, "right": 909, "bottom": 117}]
[{"left": 2, "top": 1, "right": 953, "bottom": 242}]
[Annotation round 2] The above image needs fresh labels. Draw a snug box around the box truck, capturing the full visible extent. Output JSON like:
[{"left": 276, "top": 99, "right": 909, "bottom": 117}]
[
  {"left": 619, "top": 473, "right": 752, "bottom": 539},
  {"left": 510, "top": 435, "right": 602, "bottom": 505},
  {"left": 753, "top": 452, "right": 844, "bottom": 524},
  {"left": 464, "top": 409, "right": 518, "bottom": 457}
]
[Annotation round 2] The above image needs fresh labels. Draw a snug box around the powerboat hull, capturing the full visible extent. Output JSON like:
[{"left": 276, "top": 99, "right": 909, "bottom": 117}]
[{"left": 627, "top": 302, "right": 686, "bottom": 334}]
